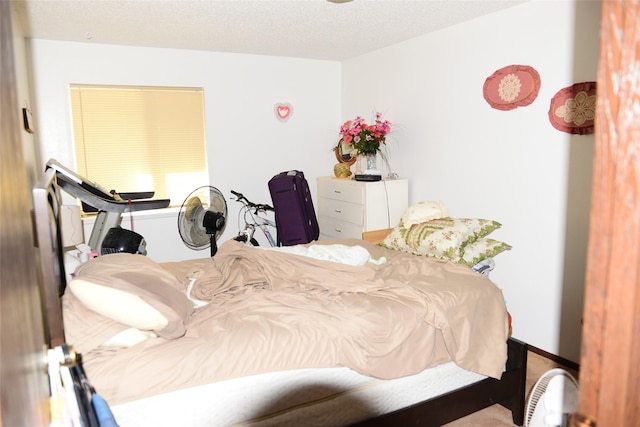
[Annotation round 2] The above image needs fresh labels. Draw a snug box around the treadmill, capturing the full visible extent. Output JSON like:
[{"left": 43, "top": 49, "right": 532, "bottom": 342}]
[{"left": 45, "top": 159, "right": 170, "bottom": 253}]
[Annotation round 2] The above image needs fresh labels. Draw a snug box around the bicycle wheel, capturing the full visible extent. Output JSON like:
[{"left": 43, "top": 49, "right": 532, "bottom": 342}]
[{"left": 233, "top": 235, "right": 259, "bottom": 246}]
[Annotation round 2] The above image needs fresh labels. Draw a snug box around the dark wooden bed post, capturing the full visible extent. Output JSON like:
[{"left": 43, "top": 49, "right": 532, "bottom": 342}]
[{"left": 502, "top": 337, "right": 528, "bottom": 425}]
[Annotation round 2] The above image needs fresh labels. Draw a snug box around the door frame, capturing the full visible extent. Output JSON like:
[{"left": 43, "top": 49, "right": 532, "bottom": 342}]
[{"left": 573, "top": 1, "right": 640, "bottom": 426}]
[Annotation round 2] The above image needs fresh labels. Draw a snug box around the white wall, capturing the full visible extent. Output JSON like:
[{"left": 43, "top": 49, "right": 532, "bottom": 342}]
[
  {"left": 27, "top": 0, "right": 598, "bottom": 361},
  {"left": 29, "top": 41, "right": 341, "bottom": 261},
  {"left": 10, "top": 6, "right": 39, "bottom": 187},
  {"left": 341, "top": 0, "right": 600, "bottom": 361}
]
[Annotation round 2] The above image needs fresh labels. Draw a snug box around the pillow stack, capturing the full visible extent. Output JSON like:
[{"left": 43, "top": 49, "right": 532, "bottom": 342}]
[{"left": 380, "top": 201, "right": 511, "bottom": 266}]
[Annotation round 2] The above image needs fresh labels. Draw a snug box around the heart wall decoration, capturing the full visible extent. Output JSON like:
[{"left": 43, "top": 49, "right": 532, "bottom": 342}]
[{"left": 274, "top": 103, "right": 293, "bottom": 122}]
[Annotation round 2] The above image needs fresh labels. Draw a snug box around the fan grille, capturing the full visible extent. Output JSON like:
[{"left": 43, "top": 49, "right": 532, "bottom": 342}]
[
  {"left": 178, "top": 186, "right": 227, "bottom": 250},
  {"left": 525, "top": 368, "right": 579, "bottom": 427}
]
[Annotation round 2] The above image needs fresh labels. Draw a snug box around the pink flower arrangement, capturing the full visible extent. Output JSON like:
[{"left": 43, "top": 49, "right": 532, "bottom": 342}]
[{"left": 339, "top": 112, "right": 391, "bottom": 156}]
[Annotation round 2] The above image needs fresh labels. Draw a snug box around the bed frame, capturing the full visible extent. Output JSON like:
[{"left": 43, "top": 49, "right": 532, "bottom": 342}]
[
  {"left": 34, "top": 170, "right": 528, "bottom": 426},
  {"left": 357, "top": 337, "right": 527, "bottom": 426}
]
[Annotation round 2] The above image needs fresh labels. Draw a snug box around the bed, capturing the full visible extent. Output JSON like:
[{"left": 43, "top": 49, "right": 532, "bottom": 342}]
[{"left": 33, "top": 168, "right": 527, "bottom": 427}]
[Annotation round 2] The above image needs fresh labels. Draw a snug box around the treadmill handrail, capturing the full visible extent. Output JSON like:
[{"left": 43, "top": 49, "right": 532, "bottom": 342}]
[{"left": 53, "top": 166, "right": 170, "bottom": 213}]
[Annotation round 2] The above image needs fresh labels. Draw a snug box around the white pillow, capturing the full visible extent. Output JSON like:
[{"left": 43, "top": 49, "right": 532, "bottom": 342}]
[
  {"left": 71, "top": 253, "right": 194, "bottom": 339},
  {"left": 70, "top": 279, "right": 169, "bottom": 331},
  {"left": 63, "top": 282, "right": 160, "bottom": 353},
  {"left": 401, "top": 201, "right": 449, "bottom": 227}
]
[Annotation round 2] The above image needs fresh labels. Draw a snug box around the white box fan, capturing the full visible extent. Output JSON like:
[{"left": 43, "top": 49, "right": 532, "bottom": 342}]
[{"left": 526, "top": 368, "right": 579, "bottom": 427}]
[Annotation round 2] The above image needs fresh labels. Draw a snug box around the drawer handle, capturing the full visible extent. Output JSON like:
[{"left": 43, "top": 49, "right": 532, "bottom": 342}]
[
  {"left": 333, "top": 190, "right": 342, "bottom": 194},
  {"left": 334, "top": 228, "right": 342, "bottom": 233},
  {"left": 334, "top": 209, "right": 342, "bottom": 213}
]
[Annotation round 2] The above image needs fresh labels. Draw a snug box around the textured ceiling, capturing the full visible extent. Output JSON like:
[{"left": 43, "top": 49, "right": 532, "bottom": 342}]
[{"left": 13, "top": 0, "right": 527, "bottom": 61}]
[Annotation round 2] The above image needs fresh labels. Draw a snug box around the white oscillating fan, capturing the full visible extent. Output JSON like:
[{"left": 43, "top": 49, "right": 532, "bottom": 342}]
[
  {"left": 525, "top": 368, "right": 579, "bottom": 427},
  {"left": 177, "top": 186, "right": 227, "bottom": 256}
]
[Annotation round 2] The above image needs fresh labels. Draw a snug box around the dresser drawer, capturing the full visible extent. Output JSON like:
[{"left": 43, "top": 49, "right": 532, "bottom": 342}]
[
  {"left": 318, "top": 198, "right": 363, "bottom": 225},
  {"left": 318, "top": 216, "right": 363, "bottom": 239},
  {"left": 317, "top": 178, "right": 364, "bottom": 204}
]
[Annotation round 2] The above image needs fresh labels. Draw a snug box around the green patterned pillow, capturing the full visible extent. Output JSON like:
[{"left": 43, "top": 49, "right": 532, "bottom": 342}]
[
  {"left": 459, "top": 238, "right": 512, "bottom": 267},
  {"left": 379, "top": 217, "right": 501, "bottom": 262}
]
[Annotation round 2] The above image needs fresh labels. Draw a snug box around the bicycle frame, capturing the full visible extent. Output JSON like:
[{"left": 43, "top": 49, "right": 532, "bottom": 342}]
[
  {"left": 238, "top": 207, "right": 277, "bottom": 247},
  {"left": 231, "top": 190, "right": 277, "bottom": 247}
]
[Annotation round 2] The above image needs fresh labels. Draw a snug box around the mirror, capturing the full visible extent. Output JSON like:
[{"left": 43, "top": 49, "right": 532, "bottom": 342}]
[{"left": 334, "top": 140, "right": 357, "bottom": 166}]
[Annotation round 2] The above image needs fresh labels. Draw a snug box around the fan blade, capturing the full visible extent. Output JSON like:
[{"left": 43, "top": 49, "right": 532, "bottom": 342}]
[
  {"left": 189, "top": 224, "right": 208, "bottom": 246},
  {"left": 210, "top": 195, "right": 226, "bottom": 213},
  {"left": 185, "top": 197, "right": 203, "bottom": 221}
]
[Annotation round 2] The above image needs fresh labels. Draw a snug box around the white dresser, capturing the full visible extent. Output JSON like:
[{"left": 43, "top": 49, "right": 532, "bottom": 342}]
[{"left": 316, "top": 177, "right": 408, "bottom": 240}]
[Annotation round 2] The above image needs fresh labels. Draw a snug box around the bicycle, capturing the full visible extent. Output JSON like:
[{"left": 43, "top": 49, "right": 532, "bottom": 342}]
[{"left": 230, "top": 190, "right": 277, "bottom": 247}]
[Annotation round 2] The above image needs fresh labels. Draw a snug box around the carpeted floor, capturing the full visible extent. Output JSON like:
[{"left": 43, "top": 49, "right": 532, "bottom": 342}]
[{"left": 442, "top": 351, "right": 579, "bottom": 427}]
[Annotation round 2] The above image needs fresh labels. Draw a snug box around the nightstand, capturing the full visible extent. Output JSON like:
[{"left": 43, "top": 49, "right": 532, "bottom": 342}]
[{"left": 316, "top": 177, "right": 408, "bottom": 240}]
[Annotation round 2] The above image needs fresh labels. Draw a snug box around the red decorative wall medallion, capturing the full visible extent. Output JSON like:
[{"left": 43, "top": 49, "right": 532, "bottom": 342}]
[
  {"left": 483, "top": 65, "right": 541, "bottom": 111},
  {"left": 548, "top": 82, "right": 596, "bottom": 135}
]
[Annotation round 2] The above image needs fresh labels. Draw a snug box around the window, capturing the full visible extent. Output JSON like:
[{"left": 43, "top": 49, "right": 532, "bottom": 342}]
[{"left": 69, "top": 84, "right": 207, "bottom": 208}]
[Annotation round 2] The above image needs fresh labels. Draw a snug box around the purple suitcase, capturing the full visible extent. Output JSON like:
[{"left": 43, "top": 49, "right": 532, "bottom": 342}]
[{"left": 268, "top": 170, "right": 320, "bottom": 246}]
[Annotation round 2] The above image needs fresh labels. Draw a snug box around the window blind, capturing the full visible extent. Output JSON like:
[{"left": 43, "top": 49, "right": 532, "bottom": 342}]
[{"left": 70, "top": 84, "right": 207, "bottom": 208}]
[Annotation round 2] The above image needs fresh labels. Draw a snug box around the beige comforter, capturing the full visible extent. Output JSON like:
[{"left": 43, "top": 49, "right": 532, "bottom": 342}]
[{"left": 77, "top": 239, "right": 508, "bottom": 405}]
